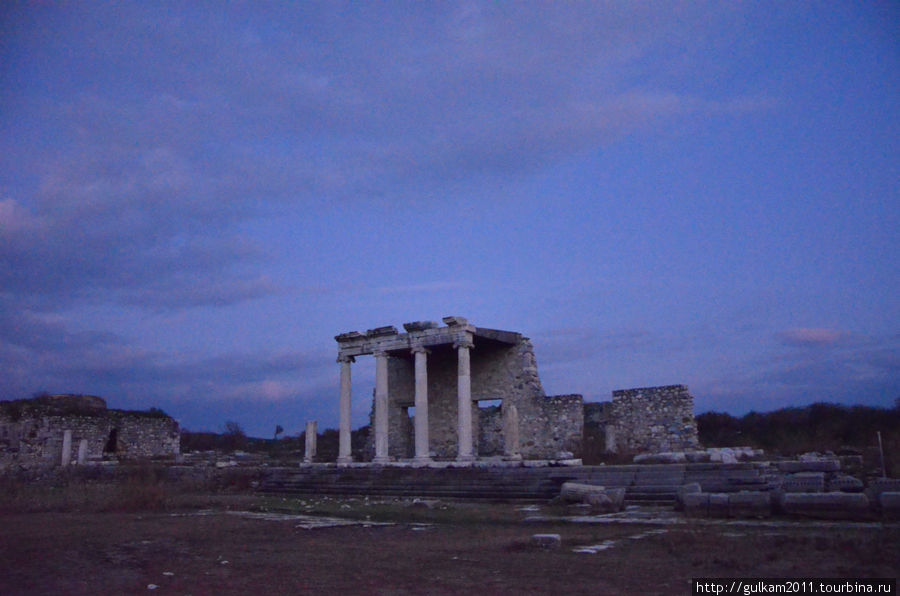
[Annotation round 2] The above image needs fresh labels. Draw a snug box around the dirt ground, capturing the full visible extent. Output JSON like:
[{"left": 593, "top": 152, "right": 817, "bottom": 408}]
[{"left": 1, "top": 496, "right": 897, "bottom": 596}]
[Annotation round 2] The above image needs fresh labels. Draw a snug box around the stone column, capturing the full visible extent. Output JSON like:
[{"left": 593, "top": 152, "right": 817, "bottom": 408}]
[
  {"left": 412, "top": 345, "right": 431, "bottom": 463},
  {"left": 77, "top": 439, "right": 88, "bottom": 465},
  {"left": 61, "top": 429, "right": 72, "bottom": 466},
  {"left": 455, "top": 339, "right": 475, "bottom": 462},
  {"left": 373, "top": 350, "right": 390, "bottom": 464},
  {"left": 304, "top": 420, "right": 317, "bottom": 463},
  {"left": 503, "top": 403, "right": 522, "bottom": 461},
  {"left": 337, "top": 355, "right": 354, "bottom": 464}
]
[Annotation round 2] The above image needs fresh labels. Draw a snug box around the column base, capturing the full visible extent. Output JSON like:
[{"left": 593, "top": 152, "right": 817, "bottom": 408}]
[
  {"left": 455, "top": 454, "right": 476, "bottom": 463},
  {"left": 372, "top": 456, "right": 391, "bottom": 464},
  {"left": 503, "top": 454, "right": 523, "bottom": 462},
  {"left": 336, "top": 456, "right": 354, "bottom": 465},
  {"left": 412, "top": 456, "right": 433, "bottom": 466}
]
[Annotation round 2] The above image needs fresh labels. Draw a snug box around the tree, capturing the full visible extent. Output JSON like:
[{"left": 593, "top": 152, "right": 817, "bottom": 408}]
[
  {"left": 222, "top": 420, "right": 247, "bottom": 451},
  {"left": 274, "top": 424, "right": 284, "bottom": 440}
]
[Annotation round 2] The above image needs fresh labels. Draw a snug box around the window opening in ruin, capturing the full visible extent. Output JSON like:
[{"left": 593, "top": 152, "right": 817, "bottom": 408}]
[
  {"left": 104, "top": 428, "right": 118, "bottom": 453},
  {"left": 478, "top": 399, "right": 502, "bottom": 414}
]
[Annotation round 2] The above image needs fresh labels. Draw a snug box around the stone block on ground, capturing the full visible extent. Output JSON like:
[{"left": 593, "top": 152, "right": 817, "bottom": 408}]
[
  {"left": 827, "top": 474, "right": 863, "bottom": 493},
  {"left": 708, "top": 493, "right": 730, "bottom": 518},
  {"left": 604, "top": 487, "right": 626, "bottom": 512},
  {"left": 560, "top": 482, "right": 606, "bottom": 503},
  {"left": 728, "top": 491, "right": 772, "bottom": 518},
  {"left": 782, "top": 472, "right": 825, "bottom": 493},
  {"left": 776, "top": 460, "right": 840, "bottom": 473},
  {"left": 708, "top": 448, "right": 738, "bottom": 464},
  {"left": 585, "top": 492, "right": 615, "bottom": 513},
  {"left": 675, "top": 483, "right": 702, "bottom": 510},
  {"left": 781, "top": 492, "right": 870, "bottom": 519},
  {"left": 683, "top": 493, "right": 710, "bottom": 517}
]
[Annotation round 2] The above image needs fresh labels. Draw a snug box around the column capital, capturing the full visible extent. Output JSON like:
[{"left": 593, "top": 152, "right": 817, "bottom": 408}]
[
  {"left": 453, "top": 339, "right": 474, "bottom": 350},
  {"left": 337, "top": 354, "right": 356, "bottom": 364},
  {"left": 411, "top": 345, "right": 431, "bottom": 355},
  {"left": 373, "top": 350, "right": 389, "bottom": 358}
]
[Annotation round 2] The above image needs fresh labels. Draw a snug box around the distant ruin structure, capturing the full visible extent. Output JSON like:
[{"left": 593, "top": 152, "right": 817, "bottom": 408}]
[
  {"left": 0, "top": 394, "right": 180, "bottom": 468},
  {"left": 586, "top": 385, "right": 700, "bottom": 454},
  {"left": 335, "top": 317, "right": 583, "bottom": 463}
]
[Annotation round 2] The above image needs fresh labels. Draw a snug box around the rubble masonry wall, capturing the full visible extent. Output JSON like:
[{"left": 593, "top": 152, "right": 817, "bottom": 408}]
[{"left": 608, "top": 385, "right": 699, "bottom": 453}]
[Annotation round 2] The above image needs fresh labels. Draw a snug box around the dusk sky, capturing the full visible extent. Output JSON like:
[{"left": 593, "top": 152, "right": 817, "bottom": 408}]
[{"left": 2, "top": 2, "right": 898, "bottom": 438}]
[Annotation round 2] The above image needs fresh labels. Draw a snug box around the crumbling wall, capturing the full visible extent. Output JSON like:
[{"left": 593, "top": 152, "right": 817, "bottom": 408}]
[
  {"left": 606, "top": 385, "right": 699, "bottom": 454},
  {"left": 0, "top": 395, "right": 180, "bottom": 468}
]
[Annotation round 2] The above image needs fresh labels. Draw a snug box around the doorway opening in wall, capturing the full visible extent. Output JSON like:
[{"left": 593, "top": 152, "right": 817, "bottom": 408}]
[
  {"left": 477, "top": 399, "right": 504, "bottom": 457},
  {"left": 104, "top": 428, "right": 118, "bottom": 453}
]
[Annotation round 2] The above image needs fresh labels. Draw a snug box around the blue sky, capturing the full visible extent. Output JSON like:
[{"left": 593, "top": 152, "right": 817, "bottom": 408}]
[{"left": 1, "top": 2, "right": 897, "bottom": 438}]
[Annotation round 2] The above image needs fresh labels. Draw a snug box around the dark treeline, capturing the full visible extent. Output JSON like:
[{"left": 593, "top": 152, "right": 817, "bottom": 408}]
[
  {"left": 697, "top": 402, "right": 899, "bottom": 453},
  {"left": 697, "top": 401, "right": 899, "bottom": 475}
]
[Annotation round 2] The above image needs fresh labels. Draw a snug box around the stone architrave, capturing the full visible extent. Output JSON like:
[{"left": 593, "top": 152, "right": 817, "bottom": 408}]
[
  {"left": 503, "top": 403, "right": 521, "bottom": 460},
  {"left": 455, "top": 339, "right": 475, "bottom": 461},
  {"left": 61, "top": 429, "right": 72, "bottom": 466},
  {"left": 337, "top": 355, "right": 354, "bottom": 464},
  {"left": 304, "top": 420, "right": 318, "bottom": 463},
  {"left": 77, "top": 439, "right": 88, "bottom": 465},
  {"left": 373, "top": 351, "right": 390, "bottom": 463},
  {"left": 412, "top": 346, "right": 431, "bottom": 463}
]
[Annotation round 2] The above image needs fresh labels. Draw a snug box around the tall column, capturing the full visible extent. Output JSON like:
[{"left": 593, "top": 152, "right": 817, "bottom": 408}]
[
  {"left": 412, "top": 346, "right": 431, "bottom": 463},
  {"left": 304, "top": 420, "right": 318, "bottom": 463},
  {"left": 373, "top": 350, "right": 390, "bottom": 464},
  {"left": 455, "top": 339, "right": 475, "bottom": 462},
  {"left": 77, "top": 439, "right": 88, "bottom": 465},
  {"left": 503, "top": 403, "right": 522, "bottom": 461},
  {"left": 61, "top": 429, "right": 72, "bottom": 466},
  {"left": 337, "top": 354, "right": 354, "bottom": 464}
]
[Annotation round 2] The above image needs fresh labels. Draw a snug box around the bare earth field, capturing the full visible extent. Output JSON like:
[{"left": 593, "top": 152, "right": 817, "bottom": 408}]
[{"left": 1, "top": 496, "right": 897, "bottom": 596}]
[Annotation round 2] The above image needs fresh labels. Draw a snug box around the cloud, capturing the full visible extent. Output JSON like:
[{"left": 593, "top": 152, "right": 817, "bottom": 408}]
[
  {"left": 777, "top": 328, "right": 845, "bottom": 347},
  {"left": 695, "top": 333, "right": 900, "bottom": 413},
  {"left": 2, "top": 3, "right": 773, "bottom": 316}
]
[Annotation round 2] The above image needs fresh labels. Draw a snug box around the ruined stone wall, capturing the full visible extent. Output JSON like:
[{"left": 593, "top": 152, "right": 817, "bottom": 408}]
[
  {"left": 607, "top": 385, "right": 699, "bottom": 454},
  {"left": 363, "top": 336, "right": 583, "bottom": 460},
  {"left": 0, "top": 402, "right": 180, "bottom": 468}
]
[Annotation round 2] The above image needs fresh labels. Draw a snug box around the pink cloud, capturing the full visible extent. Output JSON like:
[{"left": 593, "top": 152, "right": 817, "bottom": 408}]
[{"left": 778, "top": 328, "right": 845, "bottom": 347}]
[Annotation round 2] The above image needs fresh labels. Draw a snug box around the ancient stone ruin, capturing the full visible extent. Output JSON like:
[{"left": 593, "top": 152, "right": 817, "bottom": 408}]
[
  {"left": 586, "top": 385, "right": 700, "bottom": 455},
  {"left": 334, "top": 316, "right": 584, "bottom": 463},
  {"left": 0, "top": 394, "right": 180, "bottom": 468}
]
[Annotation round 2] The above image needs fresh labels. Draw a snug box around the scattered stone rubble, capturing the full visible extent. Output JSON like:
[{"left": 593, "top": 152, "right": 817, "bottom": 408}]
[
  {"left": 671, "top": 455, "right": 899, "bottom": 520},
  {"left": 560, "top": 481, "right": 626, "bottom": 513}
]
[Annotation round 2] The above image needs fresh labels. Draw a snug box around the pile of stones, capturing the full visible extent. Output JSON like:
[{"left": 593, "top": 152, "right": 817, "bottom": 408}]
[{"left": 634, "top": 446, "right": 764, "bottom": 464}]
